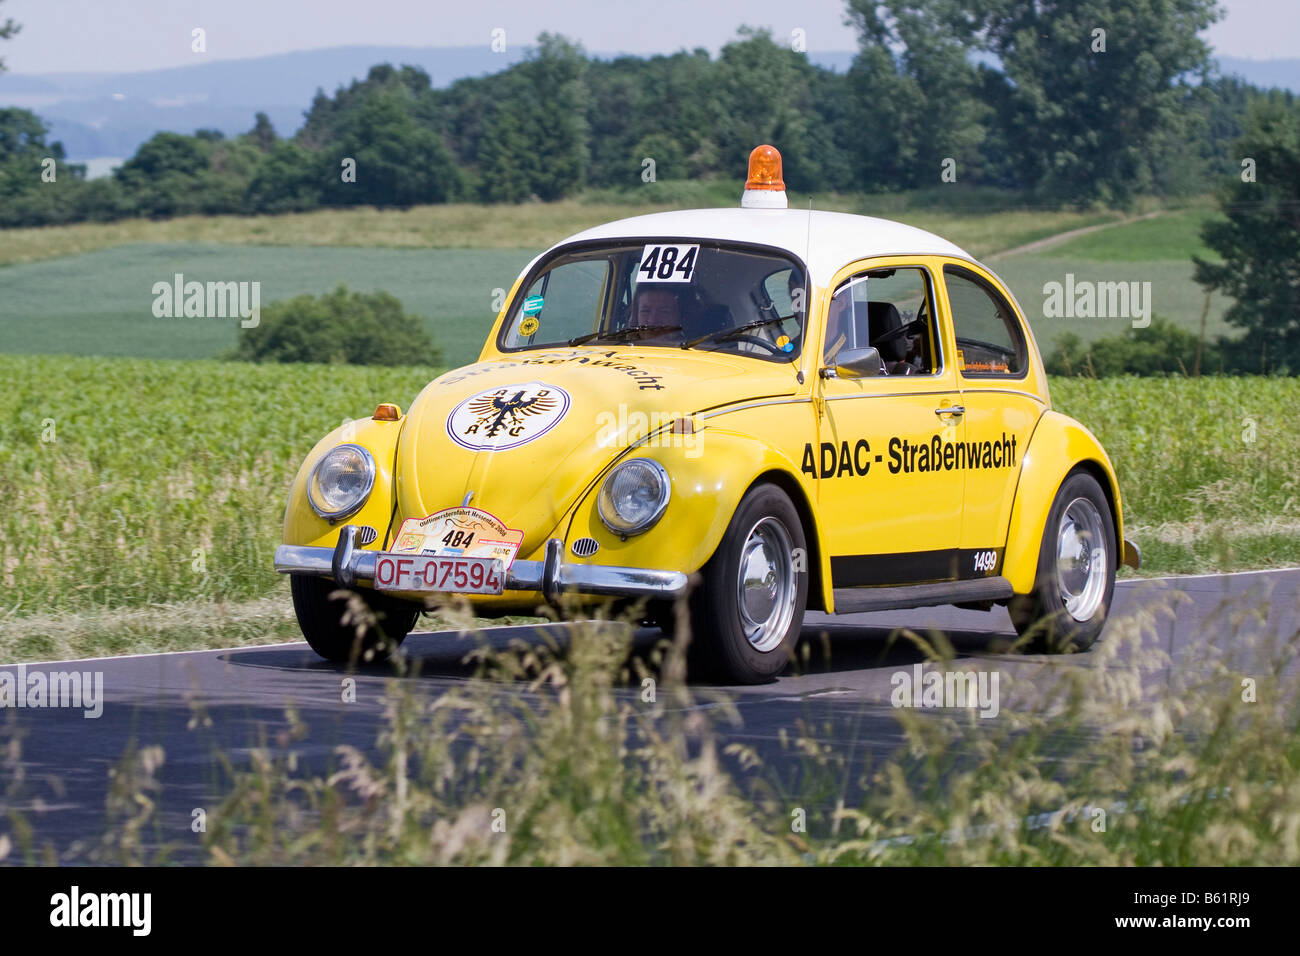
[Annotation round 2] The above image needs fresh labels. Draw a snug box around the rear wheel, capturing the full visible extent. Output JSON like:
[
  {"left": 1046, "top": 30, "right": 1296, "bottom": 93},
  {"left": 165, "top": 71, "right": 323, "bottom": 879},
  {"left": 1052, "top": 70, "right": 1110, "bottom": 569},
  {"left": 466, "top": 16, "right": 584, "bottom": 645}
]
[
  {"left": 686, "top": 484, "right": 808, "bottom": 684},
  {"left": 1009, "top": 471, "right": 1116, "bottom": 653},
  {"left": 290, "top": 573, "right": 419, "bottom": 663}
]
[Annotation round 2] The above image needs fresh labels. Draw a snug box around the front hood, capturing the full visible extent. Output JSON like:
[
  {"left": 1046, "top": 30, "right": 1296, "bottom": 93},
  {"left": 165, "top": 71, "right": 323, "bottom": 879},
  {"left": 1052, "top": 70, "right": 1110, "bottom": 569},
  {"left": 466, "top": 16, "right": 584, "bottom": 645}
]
[{"left": 395, "top": 347, "right": 797, "bottom": 550}]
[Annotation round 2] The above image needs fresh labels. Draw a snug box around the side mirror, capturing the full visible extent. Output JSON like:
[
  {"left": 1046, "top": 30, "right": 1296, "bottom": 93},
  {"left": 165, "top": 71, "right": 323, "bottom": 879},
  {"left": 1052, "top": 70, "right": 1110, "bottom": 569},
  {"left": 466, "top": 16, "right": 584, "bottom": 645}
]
[{"left": 829, "top": 346, "right": 883, "bottom": 379}]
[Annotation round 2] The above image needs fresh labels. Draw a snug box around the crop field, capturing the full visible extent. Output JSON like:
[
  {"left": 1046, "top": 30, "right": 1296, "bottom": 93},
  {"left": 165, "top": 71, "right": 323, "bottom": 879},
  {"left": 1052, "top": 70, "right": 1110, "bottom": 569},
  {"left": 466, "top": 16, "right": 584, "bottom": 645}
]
[
  {"left": 0, "top": 196, "right": 1226, "bottom": 370},
  {"left": 0, "top": 243, "right": 533, "bottom": 369},
  {"left": 1, "top": 354, "right": 1294, "bottom": 628}
]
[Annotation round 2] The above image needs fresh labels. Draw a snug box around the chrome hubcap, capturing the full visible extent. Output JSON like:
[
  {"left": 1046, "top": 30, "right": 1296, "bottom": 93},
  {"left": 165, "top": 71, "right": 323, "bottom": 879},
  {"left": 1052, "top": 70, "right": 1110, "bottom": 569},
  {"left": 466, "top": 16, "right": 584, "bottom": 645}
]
[
  {"left": 1056, "top": 497, "right": 1107, "bottom": 622},
  {"left": 736, "top": 517, "right": 796, "bottom": 652}
]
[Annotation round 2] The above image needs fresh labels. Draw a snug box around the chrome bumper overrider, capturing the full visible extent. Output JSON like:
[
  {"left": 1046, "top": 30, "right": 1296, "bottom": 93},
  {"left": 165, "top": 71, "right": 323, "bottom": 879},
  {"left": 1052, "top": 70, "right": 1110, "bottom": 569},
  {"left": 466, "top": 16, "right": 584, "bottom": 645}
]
[{"left": 273, "top": 526, "right": 690, "bottom": 603}]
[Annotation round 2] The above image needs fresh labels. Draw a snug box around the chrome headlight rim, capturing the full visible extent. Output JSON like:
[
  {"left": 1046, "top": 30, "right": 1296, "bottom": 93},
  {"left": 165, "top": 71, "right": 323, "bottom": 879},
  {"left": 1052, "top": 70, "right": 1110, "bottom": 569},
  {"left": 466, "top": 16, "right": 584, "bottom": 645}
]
[
  {"left": 597, "top": 458, "right": 671, "bottom": 537},
  {"left": 307, "top": 443, "right": 376, "bottom": 521}
]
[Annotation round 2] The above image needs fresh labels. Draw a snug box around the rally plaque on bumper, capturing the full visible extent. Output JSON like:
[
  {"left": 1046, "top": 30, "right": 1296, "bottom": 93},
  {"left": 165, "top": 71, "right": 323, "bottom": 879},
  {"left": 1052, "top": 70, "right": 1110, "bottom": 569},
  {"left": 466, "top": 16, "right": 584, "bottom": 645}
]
[{"left": 373, "top": 553, "right": 506, "bottom": 595}]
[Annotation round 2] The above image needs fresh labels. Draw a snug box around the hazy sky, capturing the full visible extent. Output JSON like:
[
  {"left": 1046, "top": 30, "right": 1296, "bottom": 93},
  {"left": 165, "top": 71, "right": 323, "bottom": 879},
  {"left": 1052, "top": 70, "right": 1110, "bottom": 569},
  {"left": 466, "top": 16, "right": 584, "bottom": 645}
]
[{"left": 2, "top": 0, "right": 1294, "bottom": 74}]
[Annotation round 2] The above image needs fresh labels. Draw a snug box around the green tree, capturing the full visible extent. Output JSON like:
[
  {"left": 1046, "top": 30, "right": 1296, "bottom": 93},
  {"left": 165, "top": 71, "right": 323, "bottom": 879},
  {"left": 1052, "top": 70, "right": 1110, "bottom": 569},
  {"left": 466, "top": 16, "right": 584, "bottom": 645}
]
[
  {"left": 299, "top": 64, "right": 462, "bottom": 207},
  {"left": 233, "top": 285, "right": 442, "bottom": 366},
  {"left": 321, "top": 89, "right": 460, "bottom": 207},
  {"left": 113, "top": 132, "right": 214, "bottom": 218},
  {"left": 519, "top": 34, "right": 589, "bottom": 199},
  {"left": 968, "top": 0, "right": 1220, "bottom": 203},
  {"left": 249, "top": 111, "right": 277, "bottom": 151},
  {"left": 710, "top": 28, "right": 837, "bottom": 192},
  {"left": 844, "top": 1, "right": 992, "bottom": 191},
  {"left": 244, "top": 140, "right": 323, "bottom": 213},
  {"left": 1044, "top": 318, "right": 1224, "bottom": 376},
  {"left": 477, "top": 90, "right": 537, "bottom": 202},
  {"left": 1194, "top": 98, "right": 1300, "bottom": 373},
  {"left": 0, "top": 108, "right": 84, "bottom": 228}
]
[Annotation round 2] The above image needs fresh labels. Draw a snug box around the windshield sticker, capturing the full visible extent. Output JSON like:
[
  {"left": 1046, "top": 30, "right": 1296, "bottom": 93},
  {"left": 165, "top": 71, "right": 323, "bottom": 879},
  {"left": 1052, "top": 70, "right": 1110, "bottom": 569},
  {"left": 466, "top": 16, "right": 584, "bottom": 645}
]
[
  {"left": 522, "top": 295, "right": 545, "bottom": 315},
  {"left": 638, "top": 244, "right": 699, "bottom": 283},
  {"left": 446, "top": 382, "right": 572, "bottom": 451},
  {"left": 776, "top": 334, "right": 793, "bottom": 352},
  {"left": 518, "top": 316, "right": 540, "bottom": 336}
]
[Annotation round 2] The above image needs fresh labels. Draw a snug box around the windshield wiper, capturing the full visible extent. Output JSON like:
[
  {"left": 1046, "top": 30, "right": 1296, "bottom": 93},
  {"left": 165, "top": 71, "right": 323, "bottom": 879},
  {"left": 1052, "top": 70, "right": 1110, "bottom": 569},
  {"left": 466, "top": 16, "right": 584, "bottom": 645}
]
[
  {"left": 682, "top": 316, "right": 788, "bottom": 349},
  {"left": 569, "top": 324, "right": 682, "bottom": 346}
]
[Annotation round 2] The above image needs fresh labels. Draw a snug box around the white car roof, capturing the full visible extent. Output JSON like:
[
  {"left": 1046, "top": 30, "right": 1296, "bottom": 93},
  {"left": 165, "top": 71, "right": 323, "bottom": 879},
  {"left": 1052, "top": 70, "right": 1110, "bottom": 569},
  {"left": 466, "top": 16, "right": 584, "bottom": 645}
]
[{"left": 549, "top": 207, "right": 974, "bottom": 284}]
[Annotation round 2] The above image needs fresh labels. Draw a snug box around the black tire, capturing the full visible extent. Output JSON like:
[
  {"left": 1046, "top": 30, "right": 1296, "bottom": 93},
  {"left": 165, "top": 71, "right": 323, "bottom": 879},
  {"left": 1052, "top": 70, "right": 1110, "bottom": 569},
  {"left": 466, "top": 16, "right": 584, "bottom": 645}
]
[
  {"left": 290, "top": 573, "right": 419, "bottom": 663},
  {"left": 686, "top": 483, "right": 809, "bottom": 684},
  {"left": 1008, "top": 471, "right": 1117, "bottom": 653}
]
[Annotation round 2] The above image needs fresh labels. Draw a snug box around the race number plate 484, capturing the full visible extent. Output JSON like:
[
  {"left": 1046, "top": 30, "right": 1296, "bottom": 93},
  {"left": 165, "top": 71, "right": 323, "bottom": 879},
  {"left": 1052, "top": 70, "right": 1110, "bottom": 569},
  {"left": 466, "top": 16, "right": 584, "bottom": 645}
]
[{"left": 373, "top": 553, "right": 506, "bottom": 595}]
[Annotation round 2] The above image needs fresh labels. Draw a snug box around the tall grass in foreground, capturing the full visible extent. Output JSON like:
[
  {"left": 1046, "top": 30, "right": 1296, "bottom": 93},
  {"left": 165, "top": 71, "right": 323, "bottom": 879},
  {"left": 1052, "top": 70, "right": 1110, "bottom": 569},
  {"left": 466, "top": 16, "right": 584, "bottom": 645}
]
[{"left": 5, "top": 590, "right": 1292, "bottom": 866}]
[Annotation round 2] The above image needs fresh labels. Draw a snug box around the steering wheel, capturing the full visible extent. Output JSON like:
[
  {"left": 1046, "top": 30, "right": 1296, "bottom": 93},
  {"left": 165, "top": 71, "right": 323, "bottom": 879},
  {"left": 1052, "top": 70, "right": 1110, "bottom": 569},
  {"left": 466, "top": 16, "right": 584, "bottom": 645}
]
[
  {"left": 871, "top": 317, "right": 926, "bottom": 348},
  {"left": 725, "top": 334, "right": 784, "bottom": 355}
]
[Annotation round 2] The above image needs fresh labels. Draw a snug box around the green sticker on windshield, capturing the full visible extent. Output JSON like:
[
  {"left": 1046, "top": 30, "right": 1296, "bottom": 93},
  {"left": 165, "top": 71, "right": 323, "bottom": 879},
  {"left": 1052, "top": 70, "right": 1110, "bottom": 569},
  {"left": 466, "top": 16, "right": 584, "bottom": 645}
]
[{"left": 522, "top": 295, "right": 545, "bottom": 315}]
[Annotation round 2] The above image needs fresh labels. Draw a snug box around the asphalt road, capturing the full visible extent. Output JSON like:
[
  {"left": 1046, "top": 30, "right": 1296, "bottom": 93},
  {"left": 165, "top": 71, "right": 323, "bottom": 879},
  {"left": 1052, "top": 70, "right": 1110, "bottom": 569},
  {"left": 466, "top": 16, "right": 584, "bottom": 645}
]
[{"left": 1, "top": 568, "right": 1296, "bottom": 861}]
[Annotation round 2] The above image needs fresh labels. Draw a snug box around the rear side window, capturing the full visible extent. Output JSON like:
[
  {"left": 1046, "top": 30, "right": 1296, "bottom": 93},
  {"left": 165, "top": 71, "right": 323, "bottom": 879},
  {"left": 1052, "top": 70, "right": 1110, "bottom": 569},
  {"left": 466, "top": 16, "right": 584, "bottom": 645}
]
[{"left": 943, "top": 266, "right": 1027, "bottom": 377}]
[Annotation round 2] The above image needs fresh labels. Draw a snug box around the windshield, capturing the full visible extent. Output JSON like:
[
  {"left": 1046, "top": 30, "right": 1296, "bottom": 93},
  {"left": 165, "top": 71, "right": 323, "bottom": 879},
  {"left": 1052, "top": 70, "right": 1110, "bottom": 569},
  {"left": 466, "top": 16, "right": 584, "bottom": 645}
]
[{"left": 498, "top": 241, "right": 807, "bottom": 363}]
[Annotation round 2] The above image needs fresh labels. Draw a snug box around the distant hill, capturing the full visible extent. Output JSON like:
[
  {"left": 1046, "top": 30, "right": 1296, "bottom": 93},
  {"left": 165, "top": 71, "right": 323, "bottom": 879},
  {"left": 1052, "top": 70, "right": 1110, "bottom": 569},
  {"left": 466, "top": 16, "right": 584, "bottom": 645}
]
[
  {"left": 0, "top": 45, "right": 1289, "bottom": 163},
  {"left": 0, "top": 45, "right": 531, "bottom": 160},
  {"left": 1216, "top": 56, "right": 1300, "bottom": 92}
]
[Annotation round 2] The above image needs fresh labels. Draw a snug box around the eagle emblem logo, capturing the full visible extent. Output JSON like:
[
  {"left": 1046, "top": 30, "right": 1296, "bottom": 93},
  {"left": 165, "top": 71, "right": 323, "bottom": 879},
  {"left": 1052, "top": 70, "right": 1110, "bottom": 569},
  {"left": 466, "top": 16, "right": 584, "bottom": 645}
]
[{"left": 446, "top": 382, "right": 571, "bottom": 451}]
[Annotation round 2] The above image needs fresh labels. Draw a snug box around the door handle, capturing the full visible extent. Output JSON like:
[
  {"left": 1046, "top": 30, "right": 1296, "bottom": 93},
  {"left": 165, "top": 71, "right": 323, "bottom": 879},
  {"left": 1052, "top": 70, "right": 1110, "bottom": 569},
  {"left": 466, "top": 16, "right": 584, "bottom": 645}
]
[{"left": 935, "top": 404, "right": 965, "bottom": 417}]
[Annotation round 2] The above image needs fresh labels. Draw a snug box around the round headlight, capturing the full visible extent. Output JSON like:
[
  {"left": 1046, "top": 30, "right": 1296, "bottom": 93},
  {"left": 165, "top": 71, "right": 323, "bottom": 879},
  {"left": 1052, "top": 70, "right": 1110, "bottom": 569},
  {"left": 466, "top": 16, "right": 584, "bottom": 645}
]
[
  {"left": 308, "top": 444, "right": 376, "bottom": 520},
  {"left": 597, "top": 459, "right": 671, "bottom": 536}
]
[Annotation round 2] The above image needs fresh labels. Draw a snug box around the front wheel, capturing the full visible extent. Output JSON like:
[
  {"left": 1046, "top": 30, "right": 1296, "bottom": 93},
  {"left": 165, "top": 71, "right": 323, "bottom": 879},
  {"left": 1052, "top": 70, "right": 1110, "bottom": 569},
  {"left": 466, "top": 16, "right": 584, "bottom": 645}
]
[
  {"left": 687, "top": 483, "right": 808, "bottom": 684},
  {"left": 1008, "top": 471, "right": 1117, "bottom": 653},
  {"left": 290, "top": 573, "right": 419, "bottom": 663}
]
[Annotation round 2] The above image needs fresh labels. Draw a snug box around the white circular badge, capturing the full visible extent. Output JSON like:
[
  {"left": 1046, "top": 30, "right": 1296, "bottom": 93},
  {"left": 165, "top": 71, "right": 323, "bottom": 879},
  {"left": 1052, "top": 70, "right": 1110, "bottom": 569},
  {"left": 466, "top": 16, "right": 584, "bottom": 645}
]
[{"left": 445, "top": 382, "right": 571, "bottom": 452}]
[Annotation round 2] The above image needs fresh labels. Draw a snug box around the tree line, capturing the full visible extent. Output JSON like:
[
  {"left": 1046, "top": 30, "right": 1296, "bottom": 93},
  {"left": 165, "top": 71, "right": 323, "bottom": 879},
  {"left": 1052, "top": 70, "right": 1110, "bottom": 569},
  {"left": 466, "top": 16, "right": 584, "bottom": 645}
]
[{"left": 2, "top": 0, "right": 1297, "bottom": 227}]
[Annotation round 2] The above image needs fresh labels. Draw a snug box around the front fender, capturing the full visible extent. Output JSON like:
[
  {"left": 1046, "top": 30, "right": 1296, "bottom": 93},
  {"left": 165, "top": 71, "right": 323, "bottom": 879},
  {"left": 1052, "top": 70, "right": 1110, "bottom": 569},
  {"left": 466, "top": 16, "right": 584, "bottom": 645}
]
[
  {"left": 1002, "top": 411, "right": 1125, "bottom": 594},
  {"left": 561, "top": 427, "right": 831, "bottom": 610},
  {"left": 282, "top": 417, "right": 405, "bottom": 551}
]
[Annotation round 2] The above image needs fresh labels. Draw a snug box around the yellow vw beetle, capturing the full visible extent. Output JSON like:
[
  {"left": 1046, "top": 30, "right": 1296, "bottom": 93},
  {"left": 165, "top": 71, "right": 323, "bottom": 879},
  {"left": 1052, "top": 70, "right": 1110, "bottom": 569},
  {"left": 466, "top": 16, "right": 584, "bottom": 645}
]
[{"left": 275, "top": 145, "right": 1140, "bottom": 683}]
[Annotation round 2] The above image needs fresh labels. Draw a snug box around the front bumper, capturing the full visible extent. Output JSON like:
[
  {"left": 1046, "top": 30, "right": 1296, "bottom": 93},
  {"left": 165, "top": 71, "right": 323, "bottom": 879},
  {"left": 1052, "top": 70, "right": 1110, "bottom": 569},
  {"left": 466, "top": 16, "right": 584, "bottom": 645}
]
[{"left": 273, "top": 526, "right": 690, "bottom": 603}]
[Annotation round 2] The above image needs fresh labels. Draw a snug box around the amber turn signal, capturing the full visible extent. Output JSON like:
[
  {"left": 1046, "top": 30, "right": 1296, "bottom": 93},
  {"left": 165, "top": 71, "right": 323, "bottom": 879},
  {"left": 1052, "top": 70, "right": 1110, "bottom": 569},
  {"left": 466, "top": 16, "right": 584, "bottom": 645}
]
[{"left": 373, "top": 403, "right": 402, "bottom": 421}]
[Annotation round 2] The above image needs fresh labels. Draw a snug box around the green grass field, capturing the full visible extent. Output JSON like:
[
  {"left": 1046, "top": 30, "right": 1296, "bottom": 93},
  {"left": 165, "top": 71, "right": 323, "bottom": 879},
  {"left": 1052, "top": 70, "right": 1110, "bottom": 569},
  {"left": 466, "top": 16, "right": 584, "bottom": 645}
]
[
  {"left": 0, "top": 200, "right": 1226, "bottom": 367},
  {"left": 0, "top": 244, "right": 533, "bottom": 369}
]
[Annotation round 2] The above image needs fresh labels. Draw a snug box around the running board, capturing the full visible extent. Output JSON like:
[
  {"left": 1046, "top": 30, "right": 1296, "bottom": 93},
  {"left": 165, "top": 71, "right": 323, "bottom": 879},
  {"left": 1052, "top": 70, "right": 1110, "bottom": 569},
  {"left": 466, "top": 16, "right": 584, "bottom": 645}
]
[{"left": 832, "top": 577, "right": 1014, "bottom": 614}]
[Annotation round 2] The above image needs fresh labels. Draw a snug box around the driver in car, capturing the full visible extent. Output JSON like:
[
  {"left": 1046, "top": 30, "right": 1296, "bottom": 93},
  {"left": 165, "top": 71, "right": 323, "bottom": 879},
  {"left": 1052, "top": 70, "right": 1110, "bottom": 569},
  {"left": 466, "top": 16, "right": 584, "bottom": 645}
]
[{"left": 630, "top": 286, "right": 683, "bottom": 332}]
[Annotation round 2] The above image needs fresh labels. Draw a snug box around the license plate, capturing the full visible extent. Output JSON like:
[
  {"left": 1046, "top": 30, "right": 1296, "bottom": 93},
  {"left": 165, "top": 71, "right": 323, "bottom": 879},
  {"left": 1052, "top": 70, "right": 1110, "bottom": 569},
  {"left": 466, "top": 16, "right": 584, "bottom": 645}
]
[{"left": 373, "top": 553, "right": 506, "bottom": 594}]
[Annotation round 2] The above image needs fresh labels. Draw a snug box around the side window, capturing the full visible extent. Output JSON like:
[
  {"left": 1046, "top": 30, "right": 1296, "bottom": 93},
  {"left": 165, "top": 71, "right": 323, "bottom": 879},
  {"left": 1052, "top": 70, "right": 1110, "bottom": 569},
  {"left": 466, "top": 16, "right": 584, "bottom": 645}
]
[
  {"left": 823, "top": 267, "right": 940, "bottom": 375},
  {"left": 943, "top": 267, "right": 1027, "bottom": 377},
  {"left": 503, "top": 258, "right": 609, "bottom": 347}
]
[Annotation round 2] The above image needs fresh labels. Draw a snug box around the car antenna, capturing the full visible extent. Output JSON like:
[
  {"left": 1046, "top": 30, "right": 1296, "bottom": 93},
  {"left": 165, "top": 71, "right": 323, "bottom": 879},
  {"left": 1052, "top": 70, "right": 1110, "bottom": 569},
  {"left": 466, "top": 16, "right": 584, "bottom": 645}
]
[{"left": 798, "top": 196, "right": 812, "bottom": 385}]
